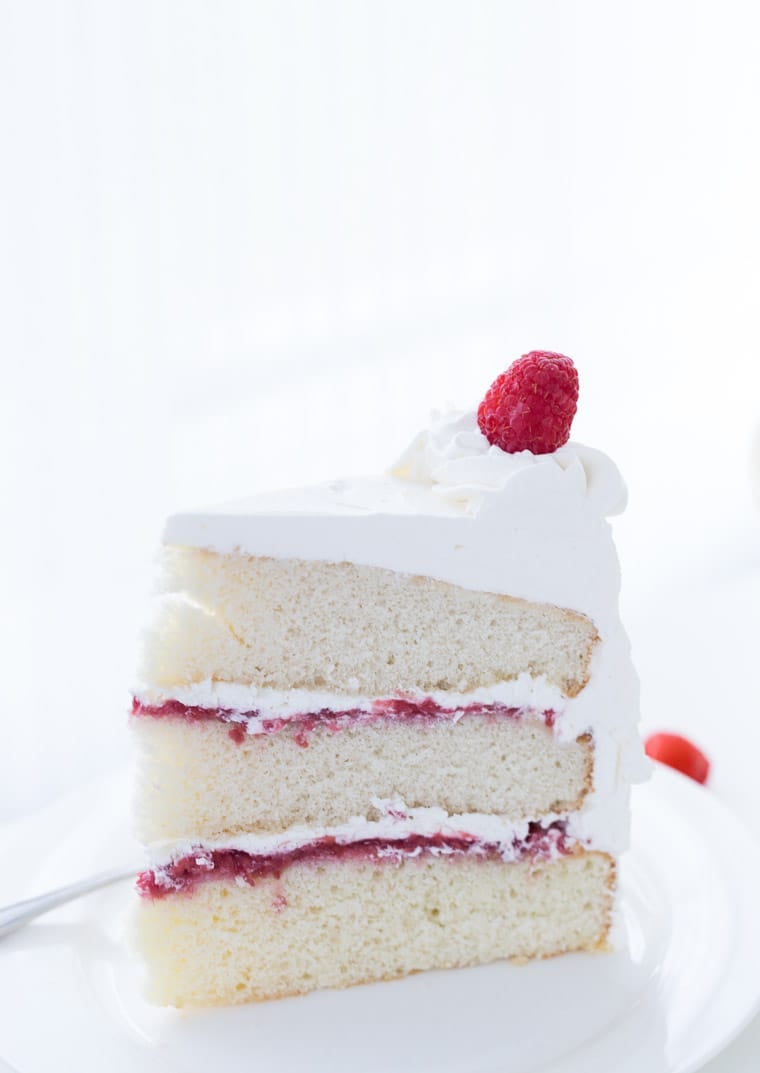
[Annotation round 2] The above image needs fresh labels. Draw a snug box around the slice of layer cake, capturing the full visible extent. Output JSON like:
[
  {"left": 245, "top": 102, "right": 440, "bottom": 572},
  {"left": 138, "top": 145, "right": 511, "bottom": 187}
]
[{"left": 132, "top": 351, "right": 644, "bottom": 1006}]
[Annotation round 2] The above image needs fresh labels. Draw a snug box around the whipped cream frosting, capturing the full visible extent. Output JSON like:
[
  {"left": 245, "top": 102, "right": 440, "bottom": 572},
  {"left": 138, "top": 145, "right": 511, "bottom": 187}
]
[
  {"left": 391, "top": 410, "right": 627, "bottom": 517},
  {"left": 157, "top": 409, "right": 645, "bottom": 857},
  {"left": 163, "top": 410, "right": 626, "bottom": 626}
]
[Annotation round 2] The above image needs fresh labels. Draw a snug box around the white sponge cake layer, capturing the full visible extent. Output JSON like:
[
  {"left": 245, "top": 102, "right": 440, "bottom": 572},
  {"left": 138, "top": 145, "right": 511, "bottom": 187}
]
[
  {"left": 143, "top": 552, "right": 598, "bottom": 696},
  {"left": 134, "top": 714, "right": 593, "bottom": 842},
  {"left": 135, "top": 851, "right": 614, "bottom": 1006}
]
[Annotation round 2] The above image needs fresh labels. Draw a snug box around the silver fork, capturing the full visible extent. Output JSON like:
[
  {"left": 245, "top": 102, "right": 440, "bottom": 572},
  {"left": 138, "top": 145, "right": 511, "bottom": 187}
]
[{"left": 0, "top": 866, "right": 136, "bottom": 939}]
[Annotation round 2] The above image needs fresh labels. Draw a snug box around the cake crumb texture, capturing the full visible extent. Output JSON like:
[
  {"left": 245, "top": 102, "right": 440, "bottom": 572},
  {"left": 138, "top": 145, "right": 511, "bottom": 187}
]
[
  {"left": 135, "top": 851, "right": 614, "bottom": 1006},
  {"left": 134, "top": 716, "right": 593, "bottom": 842},
  {"left": 142, "top": 551, "right": 598, "bottom": 696}
]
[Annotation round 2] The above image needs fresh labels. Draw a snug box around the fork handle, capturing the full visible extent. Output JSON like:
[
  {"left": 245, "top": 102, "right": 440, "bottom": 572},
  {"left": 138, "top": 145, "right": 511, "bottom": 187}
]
[{"left": 0, "top": 867, "right": 135, "bottom": 939}]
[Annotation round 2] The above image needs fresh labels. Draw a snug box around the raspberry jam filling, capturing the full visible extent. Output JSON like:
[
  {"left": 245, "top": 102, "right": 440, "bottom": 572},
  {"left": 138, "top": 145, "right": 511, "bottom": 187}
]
[
  {"left": 131, "top": 696, "right": 556, "bottom": 746},
  {"left": 138, "top": 820, "right": 572, "bottom": 899}
]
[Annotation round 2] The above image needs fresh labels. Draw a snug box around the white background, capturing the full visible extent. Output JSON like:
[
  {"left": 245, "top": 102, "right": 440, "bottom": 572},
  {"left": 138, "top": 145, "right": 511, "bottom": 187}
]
[{"left": 1, "top": 2, "right": 760, "bottom": 1068}]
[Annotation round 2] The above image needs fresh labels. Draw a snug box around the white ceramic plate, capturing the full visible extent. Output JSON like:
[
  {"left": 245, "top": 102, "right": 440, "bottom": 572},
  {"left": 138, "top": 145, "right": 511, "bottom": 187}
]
[{"left": 0, "top": 764, "right": 759, "bottom": 1073}]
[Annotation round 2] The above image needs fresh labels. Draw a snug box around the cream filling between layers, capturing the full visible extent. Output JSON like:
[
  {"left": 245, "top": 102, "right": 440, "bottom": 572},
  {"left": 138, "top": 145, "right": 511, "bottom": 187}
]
[
  {"left": 146, "top": 796, "right": 599, "bottom": 877},
  {"left": 133, "top": 674, "right": 567, "bottom": 727}
]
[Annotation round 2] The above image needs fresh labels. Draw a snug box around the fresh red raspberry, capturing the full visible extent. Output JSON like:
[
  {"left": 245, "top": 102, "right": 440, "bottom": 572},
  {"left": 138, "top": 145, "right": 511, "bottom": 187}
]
[
  {"left": 477, "top": 351, "right": 579, "bottom": 454},
  {"left": 644, "top": 732, "right": 711, "bottom": 785}
]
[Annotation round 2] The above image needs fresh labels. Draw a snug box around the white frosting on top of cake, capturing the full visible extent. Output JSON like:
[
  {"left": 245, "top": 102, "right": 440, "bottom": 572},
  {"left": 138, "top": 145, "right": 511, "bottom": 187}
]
[{"left": 163, "top": 410, "right": 626, "bottom": 628}]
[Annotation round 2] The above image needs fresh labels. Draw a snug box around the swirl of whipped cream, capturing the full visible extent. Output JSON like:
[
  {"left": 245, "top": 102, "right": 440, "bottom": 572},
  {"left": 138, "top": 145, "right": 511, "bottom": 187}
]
[{"left": 390, "top": 410, "right": 627, "bottom": 517}]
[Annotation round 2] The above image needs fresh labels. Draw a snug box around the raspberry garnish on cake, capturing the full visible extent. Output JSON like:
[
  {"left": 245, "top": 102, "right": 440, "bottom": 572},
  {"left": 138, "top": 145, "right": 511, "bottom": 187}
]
[
  {"left": 477, "top": 350, "right": 579, "bottom": 454},
  {"left": 132, "top": 352, "right": 645, "bottom": 1006}
]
